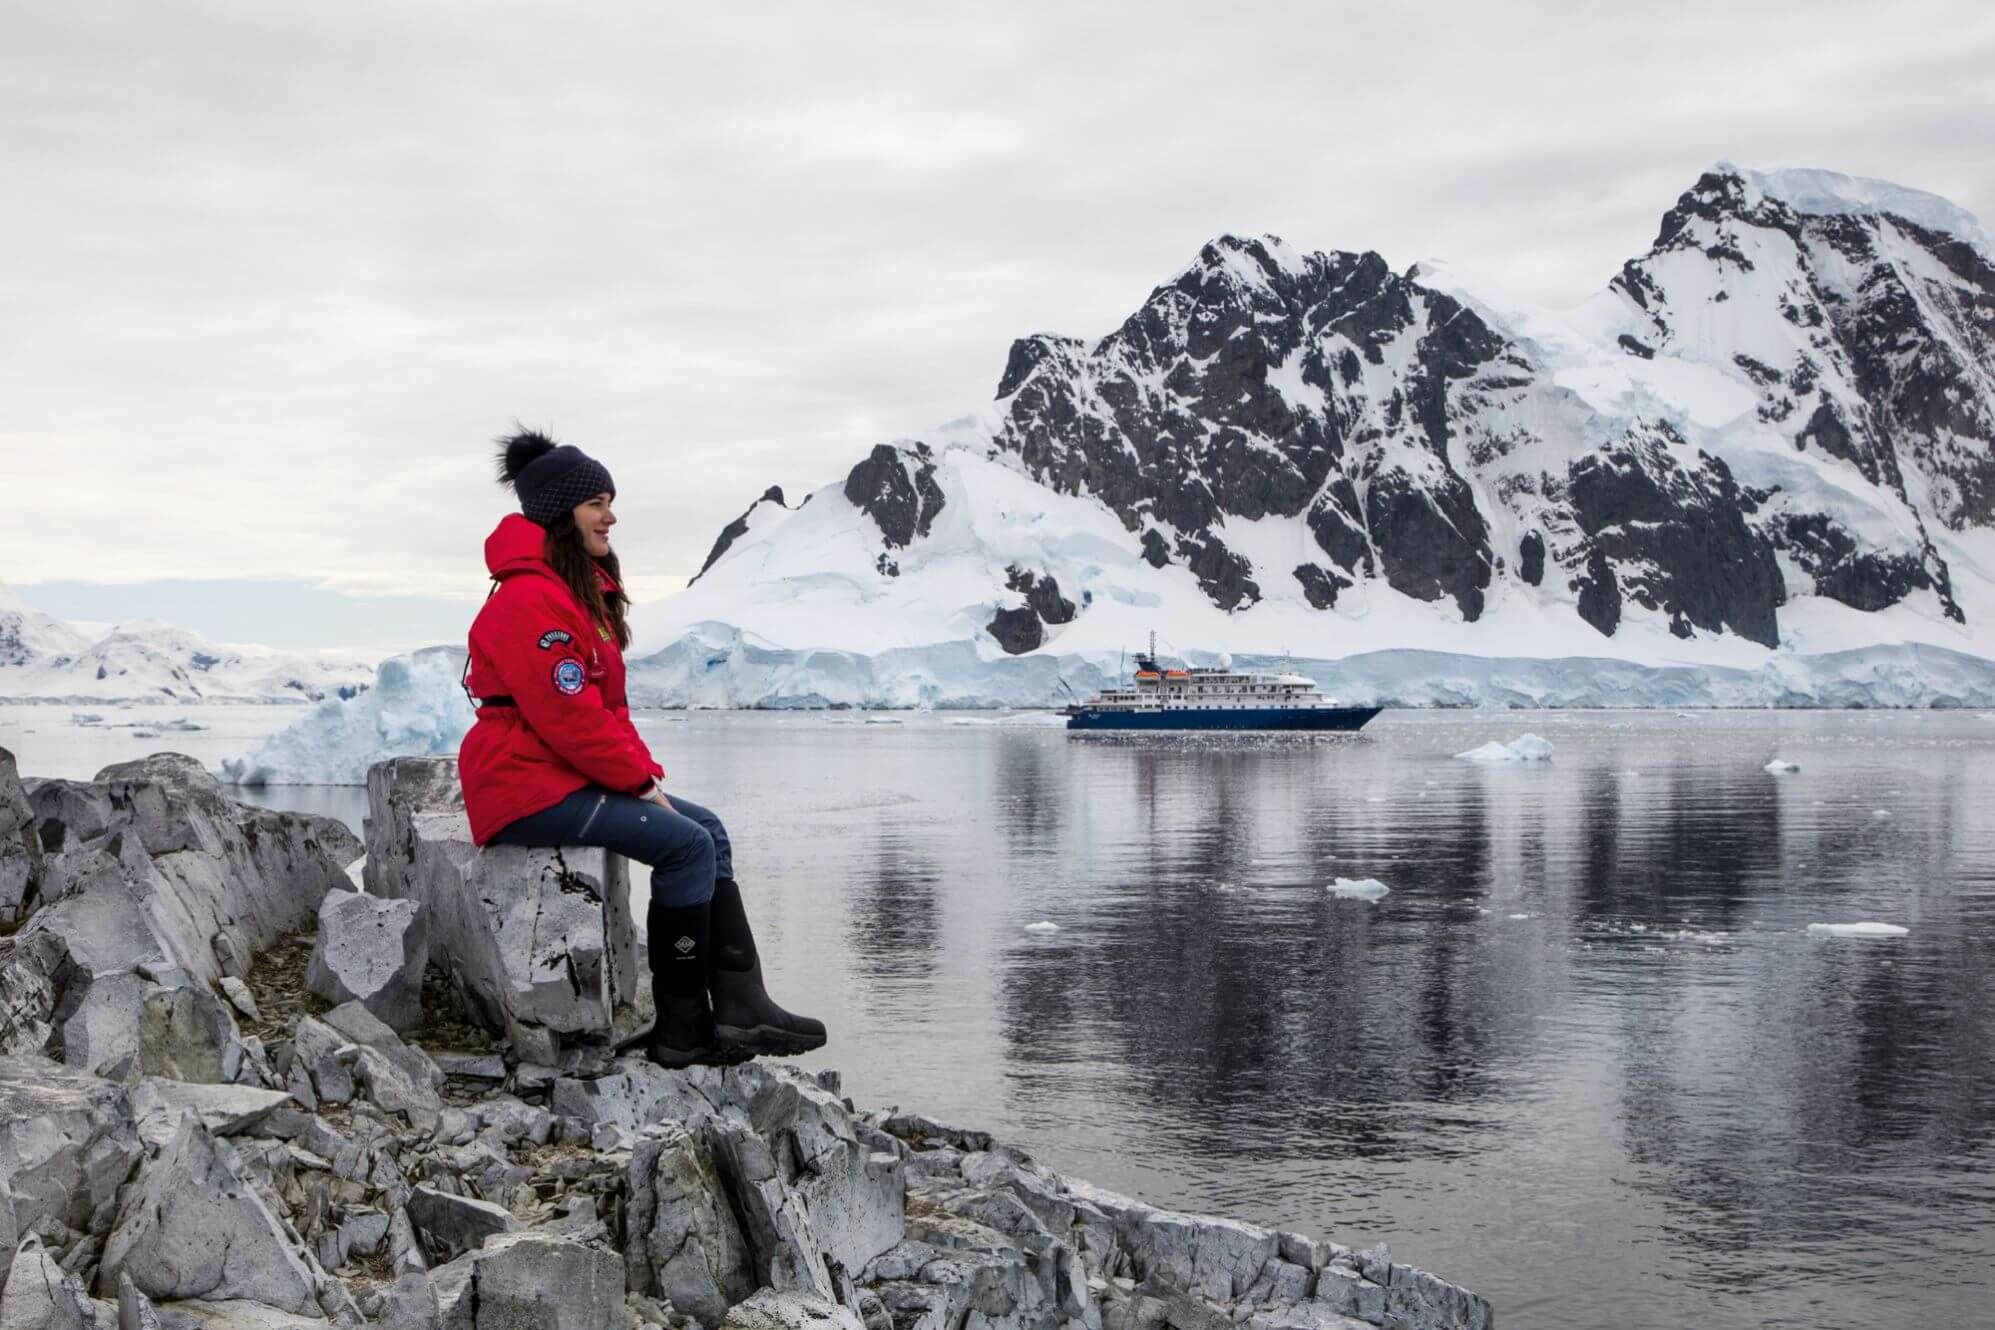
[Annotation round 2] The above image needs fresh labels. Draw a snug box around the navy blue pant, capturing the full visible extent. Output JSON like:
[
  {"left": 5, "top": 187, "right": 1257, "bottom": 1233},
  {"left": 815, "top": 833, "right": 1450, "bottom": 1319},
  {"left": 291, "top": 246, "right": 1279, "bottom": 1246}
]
[{"left": 492, "top": 787, "right": 731, "bottom": 907}]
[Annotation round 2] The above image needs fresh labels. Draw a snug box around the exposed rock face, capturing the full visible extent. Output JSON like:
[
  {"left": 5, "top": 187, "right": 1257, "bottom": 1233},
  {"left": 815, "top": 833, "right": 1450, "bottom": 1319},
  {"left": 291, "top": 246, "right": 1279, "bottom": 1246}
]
[
  {"left": 0, "top": 753, "right": 1492, "bottom": 1330},
  {"left": 431, "top": 1230, "right": 625, "bottom": 1330},
  {"left": 0, "top": 748, "right": 43, "bottom": 931},
  {"left": 1566, "top": 424, "right": 1784, "bottom": 645},
  {"left": 694, "top": 487, "right": 790, "bottom": 586},
  {"left": 18, "top": 754, "right": 356, "bottom": 992},
  {"left": 691, "top": 166, "right": 1995, "bottom": 658},
  {"left": 97, "top": 1116, "right": 334, "bottom": 1316},
  {"left": 304, "top": 890, "right": 427, "bottom": 1032},
  {"left": 0, "top": 1055, "right": 141, "bottom": 1295},
  {"left": 362, "top": 758, "right": 637, "bottom": 1063},
  {"left": 846, "top": 443, "right": 946, "bottom": 550},
  {"left": 985, "top": 608, "right": 1044, "bottom": 656},
  {"left": 0, "top": 1234, "right": 98, "bottom": 1329}
]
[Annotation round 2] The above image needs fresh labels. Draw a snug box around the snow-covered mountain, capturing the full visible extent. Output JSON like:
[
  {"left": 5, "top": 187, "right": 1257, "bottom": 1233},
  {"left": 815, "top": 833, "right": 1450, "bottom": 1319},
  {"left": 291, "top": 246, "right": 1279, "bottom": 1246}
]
[
  {"left": 0, "top": 581, "right": 377, "bottom": 703},
  {"left": 638, "top": 164, "right": 1995, "bottom": 707}
]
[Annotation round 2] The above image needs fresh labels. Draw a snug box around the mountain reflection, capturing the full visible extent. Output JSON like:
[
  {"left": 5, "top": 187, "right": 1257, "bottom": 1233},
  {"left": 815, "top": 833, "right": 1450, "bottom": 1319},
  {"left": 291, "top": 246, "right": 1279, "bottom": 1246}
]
[{"left": 988, "top": 722, "right": 1995, "bottom": 1324}]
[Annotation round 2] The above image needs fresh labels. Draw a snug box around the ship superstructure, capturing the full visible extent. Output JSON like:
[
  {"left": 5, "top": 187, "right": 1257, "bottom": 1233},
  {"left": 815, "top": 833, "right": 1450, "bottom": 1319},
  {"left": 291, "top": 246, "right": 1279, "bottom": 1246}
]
[{"left": 1066, "top": 637, "right": 1381, "bottom": 732}]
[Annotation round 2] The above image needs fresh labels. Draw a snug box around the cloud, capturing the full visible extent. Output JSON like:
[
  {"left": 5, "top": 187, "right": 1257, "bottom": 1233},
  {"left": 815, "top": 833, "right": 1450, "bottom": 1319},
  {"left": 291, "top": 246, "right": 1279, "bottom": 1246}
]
[{"left": 5, "top": 0, "right": 1992, "bottom": 617}]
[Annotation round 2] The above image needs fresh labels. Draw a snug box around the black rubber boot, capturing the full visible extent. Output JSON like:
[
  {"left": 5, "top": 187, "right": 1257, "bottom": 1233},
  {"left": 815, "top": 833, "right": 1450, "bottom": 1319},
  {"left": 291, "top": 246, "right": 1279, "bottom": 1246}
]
[
  {"left": 709, "top": 877, "right": 827, "bottom": 1058},
  {"left": 635, "top": 898, "right": 735, "bottom": 1069}
]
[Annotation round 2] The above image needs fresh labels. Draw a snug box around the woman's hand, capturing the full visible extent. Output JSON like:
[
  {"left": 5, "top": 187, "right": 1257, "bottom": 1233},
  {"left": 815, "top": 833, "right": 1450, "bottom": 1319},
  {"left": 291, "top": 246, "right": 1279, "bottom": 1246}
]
[{"left": 641, "top": 783, "right": 674, "bottom": 812}]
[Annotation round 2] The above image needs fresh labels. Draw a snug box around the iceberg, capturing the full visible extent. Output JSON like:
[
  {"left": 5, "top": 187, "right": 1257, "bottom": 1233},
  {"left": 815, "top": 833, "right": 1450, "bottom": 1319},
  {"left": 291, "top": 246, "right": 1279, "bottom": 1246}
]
[
  {"left": 1764, "top": 759, "right": 1800, "bottom": 773},
  {"left": 1455, "top": 734, "right": 1554, "bottom": 763},
  {"left": 1806, "top": 922, "right": 1909, "bottom": 938},
  {"left": 223, "top": 646, "right": 474, "bottom": 787},
  {"left": 1023, "top": 920, "right": 1061, "bottom": 934},
  {"left": 1327, "top": 878, "right": 1391, "bottom": 901}
]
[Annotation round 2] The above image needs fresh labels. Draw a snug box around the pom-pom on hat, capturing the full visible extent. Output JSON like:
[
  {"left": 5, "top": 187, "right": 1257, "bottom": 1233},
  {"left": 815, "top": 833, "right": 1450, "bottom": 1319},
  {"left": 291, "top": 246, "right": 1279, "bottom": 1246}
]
[{"left": 494, "top": 429, "right": 615, "bottom": 527}]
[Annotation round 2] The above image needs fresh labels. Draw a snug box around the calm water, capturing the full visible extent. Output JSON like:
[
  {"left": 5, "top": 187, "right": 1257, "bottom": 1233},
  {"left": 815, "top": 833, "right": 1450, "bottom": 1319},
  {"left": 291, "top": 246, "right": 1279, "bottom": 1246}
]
[{"left": 5, "top": 704, "right": 1993, "bottom": 1330}]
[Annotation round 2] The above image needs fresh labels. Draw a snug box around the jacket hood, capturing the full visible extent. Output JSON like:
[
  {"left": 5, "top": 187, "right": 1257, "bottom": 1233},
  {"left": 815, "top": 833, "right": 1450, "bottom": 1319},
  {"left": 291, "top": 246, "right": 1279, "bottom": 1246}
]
[{"left": 482, "top": 513, "right": 622, "bottom": 592}]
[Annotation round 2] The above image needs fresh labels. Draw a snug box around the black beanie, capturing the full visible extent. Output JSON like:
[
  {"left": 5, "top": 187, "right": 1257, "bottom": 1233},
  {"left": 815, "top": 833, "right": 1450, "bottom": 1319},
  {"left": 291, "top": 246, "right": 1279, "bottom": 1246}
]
[{"left": 496, "top": 431, "right": 616, "bottom": 527}]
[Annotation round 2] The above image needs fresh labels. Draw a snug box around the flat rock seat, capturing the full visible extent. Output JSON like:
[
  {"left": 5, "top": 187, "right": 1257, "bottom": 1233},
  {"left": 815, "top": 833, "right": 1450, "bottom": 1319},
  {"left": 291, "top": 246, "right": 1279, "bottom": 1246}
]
[{"left": 363, "top": 757, "right": 639, "bottom": 1063}]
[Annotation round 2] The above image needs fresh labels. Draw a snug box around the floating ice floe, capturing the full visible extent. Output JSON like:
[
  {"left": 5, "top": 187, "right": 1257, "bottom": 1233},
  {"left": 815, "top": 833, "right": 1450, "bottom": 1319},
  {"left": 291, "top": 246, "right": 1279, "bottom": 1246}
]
[
  {"left": 1454, "top": 734, "right": 1554, "bottom": 763},
  {"left": 1505, "top": 912, "right": 1534, "bottom": 920},
  {"left": 1872, "top": 809, "right": 1892, "bottom": 818},
  {"left": 1023, "top": 920, "right": 1061, "bottom": 934},
  {"left": 865, "top": 716, "right": 905, "bottom": 725},
  {"left": 1326, "top": 878, "right": 1391, "bottom": 901},
  {"left": 1807, "top": 922, "right": 1909, "bottom": 938},
  {"left": 1764, "top": 759, "right": 1800, "bottom": 773}
]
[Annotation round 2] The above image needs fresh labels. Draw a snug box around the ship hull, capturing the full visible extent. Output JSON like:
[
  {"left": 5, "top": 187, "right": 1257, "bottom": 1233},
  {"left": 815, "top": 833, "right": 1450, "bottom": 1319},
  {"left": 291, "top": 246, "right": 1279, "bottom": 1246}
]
[{"left": 1066, "top": 705, "right": 1382, "bottom": 732}]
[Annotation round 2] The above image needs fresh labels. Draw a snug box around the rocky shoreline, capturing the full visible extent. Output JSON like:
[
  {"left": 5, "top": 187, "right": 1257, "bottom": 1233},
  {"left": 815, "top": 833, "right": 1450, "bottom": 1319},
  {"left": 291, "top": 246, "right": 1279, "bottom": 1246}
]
[{"left": 0, "top": 747, "right": 1492, "bottom": 1329}]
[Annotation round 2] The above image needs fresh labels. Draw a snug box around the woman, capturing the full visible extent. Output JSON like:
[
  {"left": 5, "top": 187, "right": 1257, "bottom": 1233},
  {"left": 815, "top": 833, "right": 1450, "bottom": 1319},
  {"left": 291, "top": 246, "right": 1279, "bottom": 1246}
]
[{"left": 458, "top": 429, "right": 824, "bottom": 1068}]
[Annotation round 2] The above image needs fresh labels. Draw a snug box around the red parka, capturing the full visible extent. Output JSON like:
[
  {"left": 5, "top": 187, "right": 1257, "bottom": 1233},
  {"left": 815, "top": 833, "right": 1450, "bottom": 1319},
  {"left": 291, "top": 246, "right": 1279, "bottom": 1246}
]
[{"left": 458, "top": 514, "right": 664, "bottom": 844}]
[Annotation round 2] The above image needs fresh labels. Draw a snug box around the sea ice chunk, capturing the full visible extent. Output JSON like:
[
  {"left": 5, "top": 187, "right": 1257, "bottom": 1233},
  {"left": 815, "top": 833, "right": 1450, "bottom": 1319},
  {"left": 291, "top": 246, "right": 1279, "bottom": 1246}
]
[
  {"left": 1455, "top": 734, "right": 1553, "bottom": 763},
  {"left": 1023, "top": 920, "right": 1060, "bottom": 934},
  {"left": 1764, "top": 759, "right": 1800, "bottom": 773},
  {"left": 1326, "top": 878, "right": 1390, "bottom": 900},
  {"left": 1807, "top": 922, "right": 1909, "bottom": 938}
]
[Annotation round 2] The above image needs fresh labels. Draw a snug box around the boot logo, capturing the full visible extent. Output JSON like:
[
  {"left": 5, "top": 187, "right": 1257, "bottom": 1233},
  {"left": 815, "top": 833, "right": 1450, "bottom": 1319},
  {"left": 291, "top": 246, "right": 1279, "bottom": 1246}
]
[{"left": 674, "top": 935, "right": 696, "bottom": 955}]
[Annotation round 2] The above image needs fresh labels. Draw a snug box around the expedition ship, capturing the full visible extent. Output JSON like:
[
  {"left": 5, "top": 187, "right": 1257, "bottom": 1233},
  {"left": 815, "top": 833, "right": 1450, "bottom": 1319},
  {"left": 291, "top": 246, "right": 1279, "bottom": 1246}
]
[{"left": 1065, "top": 639, "right": 1381, "bottom": 732}]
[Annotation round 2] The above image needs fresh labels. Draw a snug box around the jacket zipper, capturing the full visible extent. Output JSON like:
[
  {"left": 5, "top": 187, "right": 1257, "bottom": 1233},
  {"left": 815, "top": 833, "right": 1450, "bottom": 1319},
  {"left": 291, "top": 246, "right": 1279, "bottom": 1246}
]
[{"left": 577, "top": 793, "right": 609, "bottom": 839}]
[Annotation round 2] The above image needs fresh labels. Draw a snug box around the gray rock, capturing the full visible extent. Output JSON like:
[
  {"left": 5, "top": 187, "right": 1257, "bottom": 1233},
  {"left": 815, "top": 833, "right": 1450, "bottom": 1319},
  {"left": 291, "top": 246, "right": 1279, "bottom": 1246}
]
[
  {"left": 285, "top": 1019, "right": 351, "bottom": 1108},
  {"left": 55, "top": 971, "right": 148, "bottom": 1081},
  {"left": 373, "top": 1273, "right": 438, "bottom": 1330},
  {"left": 721, "top": 1290, "right": 866, "bottom": 1330},
  {"left": 549, "top": 1062, "right": 715, "bottom": 1137},
  {"left": 304, "top": 891, "right": 426, "bottom": 1032},
  {"left": 1063, "top": 1177, "right": 1277, "bottom": 1304},
  {"left": 136, "top": 987, "right": 246, "bottom": 1086},
  {"left": 210, "top": 935, "right": 249, "bottom": 983},
  {"left": 429, "top": 1231, "right": 623, "bottom": 1330},
  {"left": 26, "top": 757, "right": 356, "bottom": 990},
  {"left": 128, "top": 1081, "right": 295, "bottom": 1151},
  {"left": 97, "top": 1117, "right": 324, "bottom": 1316},
  {"left": 0, "top": 932, "right": 67, "bottom": 1060},
  {"left": 215, "top": 980, "right": 260, "bottom": 1026},
  {"left": 769, "top": 1079, "right": 904, "bottom": 1279},
  {"left": 0, "top": 1056, "right": 141, "bottom": 1295},
  {"left": 431, "top": 1055, "right": 504, "bottom": 1084},
  {"left": 624, "top": 1125, "right": 752, "bottom": 1327},
  {"left": 320, "top": 1004, "right": 441, "bottom": 1127},
  {"left": 470, "top": 1098, "right": 550, "bottom": 1145},
  {"left": 404, "top": 1186, "right": 517, "bottom": 1265},
  {"left": 116, "top": 1274, "right": 162, "bottom": 1330},
  {"left": 155, "top": 1302, "right": 337, "bottom": 1327},
  {"left": 0, "top": 1234, "right": 97, "bottom": 1330},
  {"left": 362, "top": 759, "right": 636, "bottom": 1059},
  {"left": 703, "top": 1116, "right": 837, "bottom": 1304},
  {"left": 0, "top": 748, "right": 43, "bottom": 933}
]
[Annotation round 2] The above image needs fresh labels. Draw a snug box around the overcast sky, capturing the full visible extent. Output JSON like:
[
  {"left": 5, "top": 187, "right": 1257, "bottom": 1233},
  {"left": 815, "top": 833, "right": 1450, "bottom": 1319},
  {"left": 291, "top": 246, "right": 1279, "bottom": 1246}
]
[{"left": 5, "top": 0, "right": 1993, "bottom": 649}]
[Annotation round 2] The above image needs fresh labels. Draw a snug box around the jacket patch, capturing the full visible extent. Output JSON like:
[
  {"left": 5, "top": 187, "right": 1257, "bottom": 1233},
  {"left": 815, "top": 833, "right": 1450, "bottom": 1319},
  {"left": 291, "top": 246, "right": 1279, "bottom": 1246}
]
[
  {"left": 552, "top": 658, "right": 587, "bottom": 695},
  {"left": 537, "top": 629, "right": 574, "bottom": 650}
]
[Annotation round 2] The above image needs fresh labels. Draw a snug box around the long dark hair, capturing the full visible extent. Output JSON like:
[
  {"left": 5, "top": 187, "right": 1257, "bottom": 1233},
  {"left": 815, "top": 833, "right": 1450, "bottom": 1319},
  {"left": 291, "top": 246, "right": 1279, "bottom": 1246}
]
[{"left": 544, "top": 514, "right": 632, "bottom": 651}]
